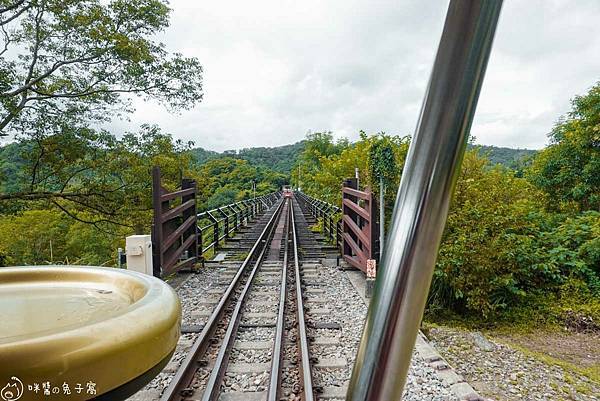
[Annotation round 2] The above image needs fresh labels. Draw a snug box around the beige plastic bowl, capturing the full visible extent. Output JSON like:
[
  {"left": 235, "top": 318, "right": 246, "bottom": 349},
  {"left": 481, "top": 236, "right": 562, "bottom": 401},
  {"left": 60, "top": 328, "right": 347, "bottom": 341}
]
[{"left": 0, "top": 266, "right": 181, "bottom": 400}]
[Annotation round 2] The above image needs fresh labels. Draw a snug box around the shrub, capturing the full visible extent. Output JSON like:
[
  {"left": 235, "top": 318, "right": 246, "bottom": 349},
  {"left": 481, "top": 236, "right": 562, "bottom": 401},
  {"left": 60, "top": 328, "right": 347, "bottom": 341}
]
[{"left": 430, "top": 153, "right": 599, "bottom": 318}]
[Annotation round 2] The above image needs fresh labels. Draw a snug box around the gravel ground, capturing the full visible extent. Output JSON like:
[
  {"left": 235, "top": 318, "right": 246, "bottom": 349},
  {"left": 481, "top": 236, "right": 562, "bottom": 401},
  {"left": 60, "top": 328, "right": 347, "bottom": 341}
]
[
  {"left": 302, "top": 260, "right": 458, "bottom": 401},
  {"left": 127, "top": 265, "right": 237, "bottom": 400},
  {"left": 428, "top": 326, "right": 600, "bottom": 401},
  {"left": 293, "top": 201, "right": 458, "bottom": 401},
  {"left": 130, "top": 200, "right": 462, "bottom": 400}
]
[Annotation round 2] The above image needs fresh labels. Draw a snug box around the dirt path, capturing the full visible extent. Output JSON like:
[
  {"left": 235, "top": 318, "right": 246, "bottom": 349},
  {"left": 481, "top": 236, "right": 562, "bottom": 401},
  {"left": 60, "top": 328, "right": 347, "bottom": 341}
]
[{"left": 426, "top": 326, "right": 600, "bottom": 401}]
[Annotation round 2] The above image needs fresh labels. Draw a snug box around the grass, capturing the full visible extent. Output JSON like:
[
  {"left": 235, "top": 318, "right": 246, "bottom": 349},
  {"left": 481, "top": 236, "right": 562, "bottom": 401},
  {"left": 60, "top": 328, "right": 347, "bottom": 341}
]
[
  {"left": 230, "top": 251, "right": 249, "bottom": 261},
  {"left": 424, "top": 294, "right": 600, "bottom": 388},
  {"left": 507, "top": 341, "right": 600, "bottom": 386}
]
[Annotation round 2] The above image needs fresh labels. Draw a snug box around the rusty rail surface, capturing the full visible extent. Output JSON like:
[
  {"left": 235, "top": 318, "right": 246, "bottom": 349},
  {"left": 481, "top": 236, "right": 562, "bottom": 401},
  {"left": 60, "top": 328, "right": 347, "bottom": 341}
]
[
  {"left": 160, "top": 198, "right": 286, "bottom": 401},
  {"left": 290, "top": 198, "right": 315, "bottom": 401}
]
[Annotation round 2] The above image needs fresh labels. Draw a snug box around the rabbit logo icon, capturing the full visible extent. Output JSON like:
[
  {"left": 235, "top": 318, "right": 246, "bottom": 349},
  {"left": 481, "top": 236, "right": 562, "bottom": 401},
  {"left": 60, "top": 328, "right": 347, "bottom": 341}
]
[{"left": 0, "top": 377, "right": 23, "bottom": 401}]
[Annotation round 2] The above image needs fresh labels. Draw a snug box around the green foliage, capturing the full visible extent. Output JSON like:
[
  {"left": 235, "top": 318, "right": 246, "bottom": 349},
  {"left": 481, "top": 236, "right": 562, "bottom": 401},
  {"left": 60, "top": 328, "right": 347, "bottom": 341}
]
[
  {"left": 469, "top": 144, "right": 537, "bottom": 172},
  {"left": 190, "top": 142, "right": 305, "bottom": 174},
  {"left": 0, "top": 0, "right": 203, "bottom": 137},
  {"left": 293, "top": 131, "right": 409, "bottom": 233},
  {"left": 528, "top": 82, "right": 600, "bottom": 211},
  {"left": 367, "top": 132, "right": 399, "bottom": 185},
  {"left": 432, "top": 153, "right": 599, "bottom": 318},
  {"left": 296, "top": 129, "right": 599, "bottom": 322},
  {"left": 0, "top": 132, "right": 288, "bottom": 266},
  {"left": 193, "top": 157, "right": 287, "bottom": 211},
  {"left": 0, "top": 124, "right": 192, "bottom": 231},
  {"left": 432, "top": 152, "right": 549, "bottom": 316},
  {"left": 0, "top": 209, "right": 119, "bottom": 266}
]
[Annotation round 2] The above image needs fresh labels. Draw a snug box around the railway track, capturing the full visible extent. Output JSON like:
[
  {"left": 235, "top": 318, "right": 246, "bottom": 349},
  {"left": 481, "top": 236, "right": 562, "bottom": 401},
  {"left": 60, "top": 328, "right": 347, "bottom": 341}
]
[{"left": 160, "top": 197, "right": 315, "bottom": 401}]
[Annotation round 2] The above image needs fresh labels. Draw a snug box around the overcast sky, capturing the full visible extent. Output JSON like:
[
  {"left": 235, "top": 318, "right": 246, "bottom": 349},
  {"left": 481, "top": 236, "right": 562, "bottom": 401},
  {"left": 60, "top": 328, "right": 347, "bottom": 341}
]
[{"left": 112, "top": 0, "right": 600, "bottom": 151}]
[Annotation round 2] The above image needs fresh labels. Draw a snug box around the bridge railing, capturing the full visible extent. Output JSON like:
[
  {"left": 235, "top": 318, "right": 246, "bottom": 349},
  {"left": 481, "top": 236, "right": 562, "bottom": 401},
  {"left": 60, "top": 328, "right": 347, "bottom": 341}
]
[
  {"left": 152, "top": 167, "right": 199, "bottom": 277},
  {"left": 197, "top": 192, "right": 280, "bottom": 257},
  {"left": 296, "top": 181, "right": 379, "bottom": 274},
  {"left": 152, "top": 165, "right": 280, "bottom": 277},
  {"left": 295, "top": 191, "right": 342, "bottom": 249},
  {"left": 341, "top": 179, "right": 378, "bottom": 273}
]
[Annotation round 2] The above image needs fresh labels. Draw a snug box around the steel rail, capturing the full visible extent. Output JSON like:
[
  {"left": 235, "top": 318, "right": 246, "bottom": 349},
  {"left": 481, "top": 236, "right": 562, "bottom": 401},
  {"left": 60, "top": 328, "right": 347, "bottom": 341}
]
[
  {"left": 161, "top": 198, "right": 286, "bottom": 401},
  {"left": 200, "top": 200, "right": 287, "bottom": 401},
  {"left": 347, "top": 1, "right": 503, "bottom": 400},
  {"left": 267, "top": 200, "right": 290, "bottom": 401},
  {"left": 291, "top": 198, "right": 315, "bottom": 401}
]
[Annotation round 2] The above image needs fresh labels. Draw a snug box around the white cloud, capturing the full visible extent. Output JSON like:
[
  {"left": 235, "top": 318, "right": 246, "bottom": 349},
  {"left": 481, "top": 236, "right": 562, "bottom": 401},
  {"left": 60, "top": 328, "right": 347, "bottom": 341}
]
[{"left": 112, "top": 0, "right": 600, "bottom": 151}]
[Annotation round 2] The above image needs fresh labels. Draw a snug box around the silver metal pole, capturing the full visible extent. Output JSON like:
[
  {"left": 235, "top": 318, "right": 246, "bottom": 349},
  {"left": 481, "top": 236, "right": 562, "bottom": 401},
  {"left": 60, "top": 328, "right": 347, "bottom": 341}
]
[
  {"left": 379, "top": 176, "right": 385, "bottom": 255},
  {"left": 347, "top": 2, "right": 503, "bottom": 400}
]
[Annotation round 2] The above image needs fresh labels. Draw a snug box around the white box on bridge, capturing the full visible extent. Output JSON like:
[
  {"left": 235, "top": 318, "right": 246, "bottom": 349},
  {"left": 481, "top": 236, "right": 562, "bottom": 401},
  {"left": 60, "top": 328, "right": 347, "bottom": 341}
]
[{"left": 126, "top": 235, "right": 153, "bottom": 276}]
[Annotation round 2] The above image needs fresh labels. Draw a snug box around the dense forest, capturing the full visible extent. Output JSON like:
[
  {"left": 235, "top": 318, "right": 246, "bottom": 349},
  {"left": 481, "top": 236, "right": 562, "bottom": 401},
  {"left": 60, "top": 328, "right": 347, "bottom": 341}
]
[
  {"left": 0, "top": 135, "right": 538, "bottom": 269},
  {"left": 189, "top": 141, "right": 535, "bottom": 175},
  {"left": 190, "top": 141, "right": 305, "bottom": 174},
  {"left": 0, "top": 132, "right": 288, "bottom": 267}
]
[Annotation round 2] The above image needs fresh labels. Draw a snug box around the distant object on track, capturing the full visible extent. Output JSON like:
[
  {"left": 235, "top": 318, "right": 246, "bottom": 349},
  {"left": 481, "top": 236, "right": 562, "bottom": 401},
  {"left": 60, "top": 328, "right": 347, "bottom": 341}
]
[{"left": 282, "top": 185, "right": 293, "bottom": 198}]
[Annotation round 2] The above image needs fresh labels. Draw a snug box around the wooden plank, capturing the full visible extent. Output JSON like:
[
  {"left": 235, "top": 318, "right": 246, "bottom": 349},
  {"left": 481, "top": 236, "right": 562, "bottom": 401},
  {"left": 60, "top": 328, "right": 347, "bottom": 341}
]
[
  {"left": 342, "top": 215, "right": 369, "bottom": 247},
  {"left": 163, "top": 235, "right": 197, "bottom": 273},
  {"left": 343, "top": 232, "right": 366, "bottom": 265},
  {"left": 342, "top": 187, "right": 371, "bottom": 200},
  {"left": 343, "top": 255, "right": 364, "bottom": 271},
  {"left": 160, "top": 199, "right": 196, "bottom": 223},
  {"left": 163, "top": 256, "right": 196, "bottom": 276},
  {"left": 342, "top": 198, "right": 370, "bottom": 220},
  {"left": 151, "top": 167, "right": 163, "bottom": 277},
  {"left": 160, "top": 187, "right": 195, "bottom": 201},
  {"left": 162, "top": 215, "right": 197, "bottom": 250}
]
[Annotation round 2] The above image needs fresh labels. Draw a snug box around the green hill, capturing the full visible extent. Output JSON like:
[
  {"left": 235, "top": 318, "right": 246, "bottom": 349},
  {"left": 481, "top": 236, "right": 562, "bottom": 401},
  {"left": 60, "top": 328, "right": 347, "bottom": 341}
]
[
  {"left": 469, "top": 144, "right": 537, "bottom": 168},
  {"left": 190, "top": 141, "right": 305, "bottom": 174},
  {"left": 0, "top": 140, "right": 537, "bottom": 194},
  {"left": 189, "top": 141, "right": 536, "bottom": 174}
]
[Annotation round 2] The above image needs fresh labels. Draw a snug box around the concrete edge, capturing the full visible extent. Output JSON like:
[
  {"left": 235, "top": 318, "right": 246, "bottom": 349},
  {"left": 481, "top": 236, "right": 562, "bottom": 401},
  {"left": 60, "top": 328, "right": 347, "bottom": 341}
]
[{"left": 343, "top": 269, "right": 483, "bottom": 401}]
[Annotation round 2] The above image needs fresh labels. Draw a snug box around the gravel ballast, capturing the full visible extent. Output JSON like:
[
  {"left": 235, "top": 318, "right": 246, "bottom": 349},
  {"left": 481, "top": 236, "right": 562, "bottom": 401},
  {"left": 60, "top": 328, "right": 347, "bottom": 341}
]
[{"left": 428, "top": 326, "right": 600, "bottom": 401}]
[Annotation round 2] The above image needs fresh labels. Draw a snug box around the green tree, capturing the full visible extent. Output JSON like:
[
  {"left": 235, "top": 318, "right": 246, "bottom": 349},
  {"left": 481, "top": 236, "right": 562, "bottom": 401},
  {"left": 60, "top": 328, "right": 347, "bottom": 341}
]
[
  {"left": 0, "top": 0, "right": 203, "bottom": 137},
  {"left": 0, "top": 125, "right": 193, "bottom": 232},
  {"left": 292, "top": 131, "right": 349, "bottom": 190},
  {"left": 194, "top": 157, "right": 287, "bottom": 211},
  {"left": 296, "top": 131, "right": 408, "bottom": 207},
  {"left": 528, "top": 82, "right": 600, "bottom": 211},
  {"left": 367, "top": 133, "right": 407, "bottom": 246},
  {"left": 431, "top": 152, "right": 549, "bottom": 316},
  {"left": 0, "top": 209, "right": 122, "bottom": 266},
  {"left": 0, "top": 209, "right": 71, "bottom": 265}
]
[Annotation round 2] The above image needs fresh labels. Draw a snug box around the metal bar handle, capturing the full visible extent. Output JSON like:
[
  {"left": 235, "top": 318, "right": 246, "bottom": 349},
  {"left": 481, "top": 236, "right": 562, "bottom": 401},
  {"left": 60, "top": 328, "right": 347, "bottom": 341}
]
[{"left": 347, "top": 1, "right": 503, "bottom": 400}]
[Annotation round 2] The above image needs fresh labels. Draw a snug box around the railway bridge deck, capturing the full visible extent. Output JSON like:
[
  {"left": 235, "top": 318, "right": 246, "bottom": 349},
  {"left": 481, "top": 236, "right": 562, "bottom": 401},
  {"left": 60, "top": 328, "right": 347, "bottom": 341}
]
[{"left": 130, "top": 195, "right": 479, "bottom": 401}]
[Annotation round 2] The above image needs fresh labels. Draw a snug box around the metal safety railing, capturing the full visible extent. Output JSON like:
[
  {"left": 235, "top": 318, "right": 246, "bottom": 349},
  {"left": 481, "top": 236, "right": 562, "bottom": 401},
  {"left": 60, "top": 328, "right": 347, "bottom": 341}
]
[
  {"left": 197, "top": 192, "right": 280, "bottom": 256},
  {"left": 294, "top": 191, "right": 342, "bottom": 248}
]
